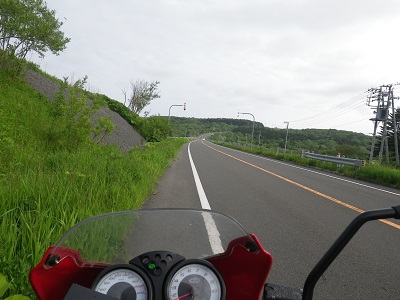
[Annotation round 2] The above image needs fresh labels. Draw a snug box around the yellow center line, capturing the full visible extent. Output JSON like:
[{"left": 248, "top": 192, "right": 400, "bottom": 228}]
[{"left": 202, "top": 141, "right": 400, "bottom": 231}]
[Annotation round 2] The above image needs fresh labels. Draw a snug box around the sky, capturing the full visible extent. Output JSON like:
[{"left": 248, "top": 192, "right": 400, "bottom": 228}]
[{"left": 31, "top": 0, "right": 400, "bottom": 135}]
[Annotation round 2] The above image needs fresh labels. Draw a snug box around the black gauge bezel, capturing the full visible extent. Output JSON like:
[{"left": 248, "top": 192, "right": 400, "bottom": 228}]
[
  {"left": 164, "top": 259, "right": 226, "bottom": 300},
  {"left": 91, "top": 263, "right": 154, "bottom": 300}
]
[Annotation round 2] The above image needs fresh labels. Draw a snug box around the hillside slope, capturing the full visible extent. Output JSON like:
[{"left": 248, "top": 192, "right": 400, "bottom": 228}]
[{"left": 25, "top": 69, "right": 144, "bottom": 151}]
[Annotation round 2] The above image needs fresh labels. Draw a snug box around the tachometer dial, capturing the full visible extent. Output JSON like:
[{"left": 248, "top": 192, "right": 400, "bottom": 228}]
[
  {"left": 166, "top": 259, "right": 225, "bottom": 300},
  {"left": 92, "top": 264, "right": 152, "bottom": 300}
]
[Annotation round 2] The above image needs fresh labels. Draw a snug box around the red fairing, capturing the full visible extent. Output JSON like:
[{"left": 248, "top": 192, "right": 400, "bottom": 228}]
[
  {"left": 30, "top": 234, "right": 272, "bottom": 300},
  {"left": 29, "top": 246, "right": 109, "bottom": 300},
  {"left": 208, "top": 234, "right": 273, "bottom": 300}
]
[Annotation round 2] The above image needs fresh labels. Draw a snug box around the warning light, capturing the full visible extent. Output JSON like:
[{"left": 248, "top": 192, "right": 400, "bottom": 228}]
[
  {"left": 184, "top": 102, "right": 186, "bottom": 111},
  {"left": 148, "top": 263, "right": 156, "bottom": 270}
]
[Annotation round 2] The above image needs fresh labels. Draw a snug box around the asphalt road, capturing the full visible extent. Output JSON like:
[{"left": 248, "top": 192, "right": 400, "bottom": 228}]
[{"left": 144, "top": 138, "right": 400, "bottom": 299}]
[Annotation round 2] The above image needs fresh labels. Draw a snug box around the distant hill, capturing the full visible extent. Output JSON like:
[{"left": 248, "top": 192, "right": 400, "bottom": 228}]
[{"left": 170, "top": 117, "right": 371, "bottom": 159}]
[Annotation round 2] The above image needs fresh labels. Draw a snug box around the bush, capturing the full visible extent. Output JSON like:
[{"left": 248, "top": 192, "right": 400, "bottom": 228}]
[
  {"left": 47, "top": 80, "right": 94, "bottom": 151},
  {"left": 95, "top": 94, "right": 171, "bottom": 142},
  {"left": 95, "top": 94, "right": 140, "bottom": 126},
  {"left": 287, "top": 155, "right": 302, "bottom": 164},
  {"left": 0, "top": 51, "right": 27, "bottom": 78},
  {"left": 139, "top": 116, "right": 171, "bottom": 142}
]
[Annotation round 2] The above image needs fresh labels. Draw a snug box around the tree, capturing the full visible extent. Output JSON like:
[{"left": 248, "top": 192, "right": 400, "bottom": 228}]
[
  {"left": 128, "top": 79, "right": 160, "bottom": 115},
  {"left": 387, "top": 108, "right": 400, "bottom": 147},
  {"left": 376, "top": 108, "right": 400, "bottom": 160},
  {"left": 0, "top": 0, "right": 70, "bottom": 62}
]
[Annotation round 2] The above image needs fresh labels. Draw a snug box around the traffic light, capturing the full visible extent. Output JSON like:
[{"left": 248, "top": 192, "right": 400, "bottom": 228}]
[{"left": 184, "top": 102, "right": 186, "bottom": 111}]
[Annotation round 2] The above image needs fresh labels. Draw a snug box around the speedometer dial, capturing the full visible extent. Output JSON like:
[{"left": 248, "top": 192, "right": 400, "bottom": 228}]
[
  {"left": 166, "top": 260, "right": 225, "bottom": 300},
  {"left": 92, "top": 264, "right": 152, "bottom": 300}
]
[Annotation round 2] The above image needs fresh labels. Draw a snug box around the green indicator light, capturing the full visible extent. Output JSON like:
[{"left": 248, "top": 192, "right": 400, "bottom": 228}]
[{"left": 148, "top": 263, "right": 156, "bottom": 270}]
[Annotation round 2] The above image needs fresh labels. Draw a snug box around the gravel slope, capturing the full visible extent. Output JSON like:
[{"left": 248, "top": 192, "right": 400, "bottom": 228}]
[{"left": 25, "top": 69, "right": 144, "bottom": 151}]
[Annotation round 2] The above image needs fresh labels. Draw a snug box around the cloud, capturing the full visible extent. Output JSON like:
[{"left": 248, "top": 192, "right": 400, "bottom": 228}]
[{"left": 32, "top": 0, "right": 400, "bottom": 134}]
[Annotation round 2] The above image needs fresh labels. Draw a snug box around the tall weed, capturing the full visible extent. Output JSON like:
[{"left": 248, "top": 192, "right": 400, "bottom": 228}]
[{"left": 0, "top": 73, "right": 186, "bottom": 297}]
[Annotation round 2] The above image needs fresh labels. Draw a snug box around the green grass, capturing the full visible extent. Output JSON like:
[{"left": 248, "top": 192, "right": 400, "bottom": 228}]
[
  {"left": 0, "top": 70, "right": 186, "bottom": 298},
  {"left": 0, "top": 272, "right": 29, "bottom": 300},
  {"left": 339, "top": 164, "right": 400, "bottom": 188},
  {"left": 214, "top": 142, "right": 400, "bottom": 188}
]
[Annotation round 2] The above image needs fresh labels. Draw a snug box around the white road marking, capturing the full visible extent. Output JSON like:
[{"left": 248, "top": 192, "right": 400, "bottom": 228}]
[
  {"left": 188, "top": 142, "right": 224, "bottom": 254},
  {"left": 201, "top": 212, "right": 225, "bottom": 254},
  {"left": 208, "top": 141, "right": 400, "bottom": 197}
]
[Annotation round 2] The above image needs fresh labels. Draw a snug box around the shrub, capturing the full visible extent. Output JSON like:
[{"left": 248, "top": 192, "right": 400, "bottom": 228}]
[
  {"left": 139, "top": 116, "right": 171, "bottom": 142},
  {"left": 95, "top": 94, "right": 141, "bottom": 127},
  {"left": 47, "top": 80, "right": 94, "bottom": 151}
]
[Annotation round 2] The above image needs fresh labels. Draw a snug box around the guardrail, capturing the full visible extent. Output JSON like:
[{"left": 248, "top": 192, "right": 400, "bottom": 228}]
[{"left": 302, "top": 152, "right": 365, "bottom": 168}]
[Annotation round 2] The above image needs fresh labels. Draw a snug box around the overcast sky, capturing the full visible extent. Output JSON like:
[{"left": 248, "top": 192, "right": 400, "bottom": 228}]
[{"left": 32, "top": 0, "right": 400, "bottom": 135}]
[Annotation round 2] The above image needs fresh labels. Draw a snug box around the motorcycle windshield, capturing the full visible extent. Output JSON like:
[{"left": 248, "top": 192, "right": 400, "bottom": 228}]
[{"left": 47, "top": 208, "right": 253, "bottom": 266}]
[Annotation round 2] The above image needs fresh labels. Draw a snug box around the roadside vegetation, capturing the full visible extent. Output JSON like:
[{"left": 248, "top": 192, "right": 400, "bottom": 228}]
[
  {"left": 1, "top": 2, "right": 398, "bottom": 297},
  {"left": 95, "top": 93, "right": 170, "bottom": 142},
  {"left": 170, "top": 118, "right": 399, "bottom": 189},
  {"left": 0, "top": 273, "right": 29, "bottom": 300},
  {"left": 170, "top": 117, "right": 370, "bottom": 158},
  {"left": 0, "top": 68, "right": 185, "bottom": 298},
  {"left": 208, "top": 141, "right": 400, "bottom": 189},
  {"left": 0, "top": 0, "right": 70, "bottom": 77},
  {"left": 1, "top": 2, "right": 183, "bottom": 297}
]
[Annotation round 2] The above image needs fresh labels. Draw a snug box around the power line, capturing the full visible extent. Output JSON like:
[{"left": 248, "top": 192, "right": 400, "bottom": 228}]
[
  {"left": 290, "top": 95, "right": 368, "bottom": 127},
  {"left": 294, "top": 101, "right": 367, "bottom": 127},
  {"left": 334, "top": 118, "right": 369, "bottom": 128},
  {"left": 289, "top": 90, "right": 369, "bottom": 125}
]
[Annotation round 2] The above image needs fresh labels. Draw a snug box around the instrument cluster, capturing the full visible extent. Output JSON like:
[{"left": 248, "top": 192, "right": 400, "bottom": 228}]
[{"left": 91, "top": 250, "right": 226, "bottom": 300}]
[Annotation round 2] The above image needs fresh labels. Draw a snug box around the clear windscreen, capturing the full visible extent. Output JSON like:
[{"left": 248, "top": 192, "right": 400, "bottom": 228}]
[{"left": 48, "top": 209, "right": 253, "bottom": 266}]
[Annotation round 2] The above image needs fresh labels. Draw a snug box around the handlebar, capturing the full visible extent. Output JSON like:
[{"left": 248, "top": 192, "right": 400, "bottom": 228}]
[
  {"left": 264, "top": 205, "right": 400, "bottom": 300},
  {"left": 302, "top": 205, "right": 400, "bottom": 300}
]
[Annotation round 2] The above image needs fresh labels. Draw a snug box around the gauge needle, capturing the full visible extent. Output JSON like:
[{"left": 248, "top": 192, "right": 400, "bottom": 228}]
[{"left": 175, "top": 292, "right": 192, "bottom": 299}]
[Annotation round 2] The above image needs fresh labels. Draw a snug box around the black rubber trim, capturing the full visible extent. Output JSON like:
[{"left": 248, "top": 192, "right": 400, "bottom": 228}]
[{"left": 392, "top": 205, "right": 400, "bottom": 219}]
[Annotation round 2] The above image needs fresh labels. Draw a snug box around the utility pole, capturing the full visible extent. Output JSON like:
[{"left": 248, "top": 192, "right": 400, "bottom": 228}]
[
  {"left": 378, "top": 87, "right": 389, "bottom": 165},
  {"left": 284, "top": 121, "right": 289, "bottom": 154},
  {"left": 367, "top": 85, "right": 399, "bottom": 166},
  {"left": 391, "top": 92, "right": 399, "bottom": 167},
  {"left": 368, "top": 87, "right": 382, "bottom": 163}
]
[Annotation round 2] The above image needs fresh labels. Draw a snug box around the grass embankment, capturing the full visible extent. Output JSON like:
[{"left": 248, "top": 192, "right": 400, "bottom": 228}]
[
  {"left": 214, "top": 142, "right": 400, "bottom": 189},
  {"left": 0, "top": 73, "right": 186, "bottom": 298}
]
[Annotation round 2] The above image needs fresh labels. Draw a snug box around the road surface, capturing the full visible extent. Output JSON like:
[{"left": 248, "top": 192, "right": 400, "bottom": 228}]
[{"left": 144, "top": 138, "right": 400, "bottom": 299}]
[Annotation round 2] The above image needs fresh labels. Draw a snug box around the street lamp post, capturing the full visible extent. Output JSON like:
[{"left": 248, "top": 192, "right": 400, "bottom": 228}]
[
  {"left": 238, "top": 112, "right": 255, "bottom": 149},
  {"left": 168, "top": 103, "right": 186, "bottom": 124},
  {"left": 284, "top": 121, "right": 289, "bottom": 154}
]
